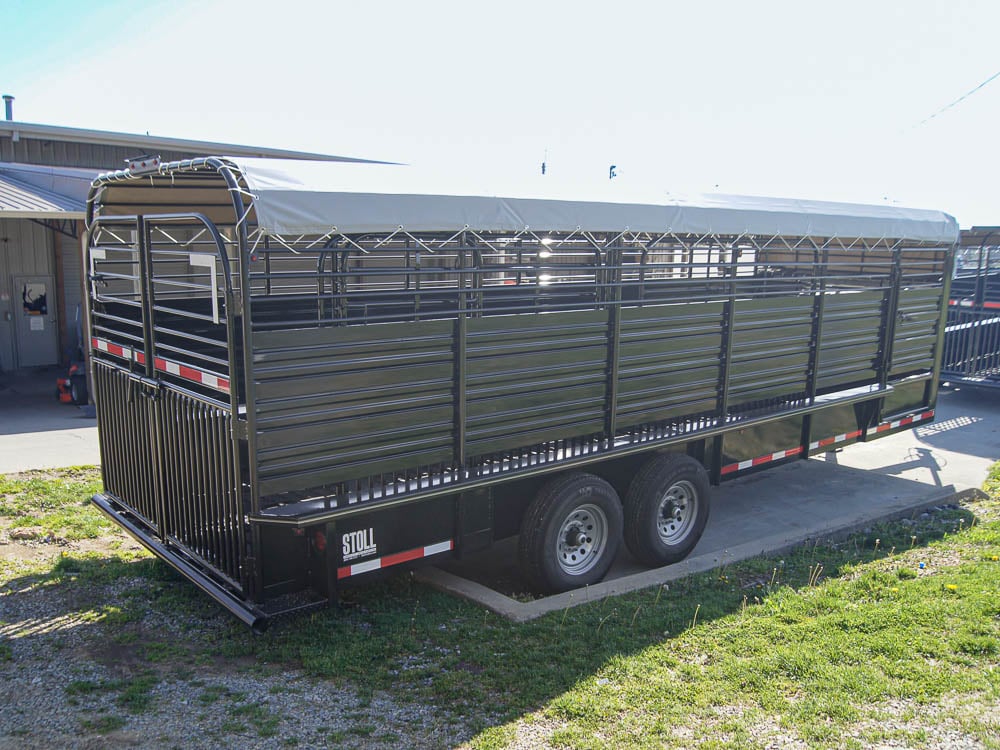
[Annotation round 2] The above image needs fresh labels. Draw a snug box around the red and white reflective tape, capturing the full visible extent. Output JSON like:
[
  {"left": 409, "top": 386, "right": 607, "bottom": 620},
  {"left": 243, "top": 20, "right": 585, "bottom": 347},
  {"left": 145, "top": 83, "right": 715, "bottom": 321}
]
[
  {"left": 950, "top": 299, "right": 1000, "bottom": 310},
  {"left": 91, "top": 336, "right": 134, "bottom": 360},
  {"left": 869, "top": 409, "right": 935, "bottom": 435},
  {"left": 151, "top": 356, "right": 229, "bottom": 392},
  {"left": 809, "top": 429, "right": 863, "bottom": 451},
  {"left": 91, "top": 337, "right": 230, "bottom": 393},
  {"left": 721, "top": 445, "right": 803, "bottom": 476},
  {"left": 337, "top": 539, "right": 453, "bottom": 580}
]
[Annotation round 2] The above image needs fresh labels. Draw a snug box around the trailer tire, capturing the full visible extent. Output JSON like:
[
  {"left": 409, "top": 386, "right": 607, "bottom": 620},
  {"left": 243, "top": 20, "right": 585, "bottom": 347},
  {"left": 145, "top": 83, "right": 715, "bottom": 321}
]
[
  {"left": 70, "top": 374, "right": 89, "bottom": 406},
  {"left": 623, "top": 454, "right": 710, "bottom": 567},
  {"left": 518, "top": 472, "right": 623, "bottom": 593}
]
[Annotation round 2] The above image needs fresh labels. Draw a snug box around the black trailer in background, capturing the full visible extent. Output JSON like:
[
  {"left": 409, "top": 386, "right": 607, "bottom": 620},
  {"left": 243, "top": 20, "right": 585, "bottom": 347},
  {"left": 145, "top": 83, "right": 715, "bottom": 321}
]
[
  {"left": 942, "top": 227, "right": 1000, "bottom": 388},
  {"left": 84, "top": 158, "right": 958, "bottom": 628}
]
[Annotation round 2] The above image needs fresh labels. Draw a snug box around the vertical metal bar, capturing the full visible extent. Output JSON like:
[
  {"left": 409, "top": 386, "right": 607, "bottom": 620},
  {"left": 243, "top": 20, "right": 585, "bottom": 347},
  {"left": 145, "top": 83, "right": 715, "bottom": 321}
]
[
  {"left": 605, "top": 242, "right": 623, "bottom": 444},
  {"left": 159, "top": 389, "right": 176, "bottom": 541},
  {"left": 455, "top": 241, "right": 468, "bottom": 468},
  {"left": 226, "top": 415, "right": 240, "bottom": 581},
  {"left": 801, "top": 245, "right": 827, "bottom": 451},
  {"left": 711, "top": 241, "right": 741, "bottom": 484},
  {"left": 210, "top": 410, "right": 225, "bottom": 574},
  {"left": 264, "top": 236, "right": 272, "bottom": 296},
  {"left": 136, "top": 216, "right": 156, "bottom": 377},
  {"left": 193, "top": 402, "right": 208, "bottom": 564},
  {"left": 876, "top": 247, "right": 903, "bottom": 394},
  {"left": 211, "top": 161, "right": 254, "bottom": 594},
  {"left": 966, "top": 246, "right": 989, "bottom": 374},
  {"left": 206, "top": 407, "right": 225, "bottom": 577},
  {"left": 927, "top": 244, "right": 956, "bottom": 406}
]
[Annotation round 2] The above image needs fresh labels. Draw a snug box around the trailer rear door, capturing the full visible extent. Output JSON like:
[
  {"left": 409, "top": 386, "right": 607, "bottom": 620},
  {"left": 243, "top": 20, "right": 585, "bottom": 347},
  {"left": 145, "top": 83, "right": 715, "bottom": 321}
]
[{"left": 89, "top": 213, "right": 249, "bottom": 596}]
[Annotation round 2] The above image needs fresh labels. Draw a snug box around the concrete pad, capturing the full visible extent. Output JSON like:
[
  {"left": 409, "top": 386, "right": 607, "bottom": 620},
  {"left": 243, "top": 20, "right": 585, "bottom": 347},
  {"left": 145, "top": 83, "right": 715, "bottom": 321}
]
[
  {"left": 416, "top": 387, "right": 1000, "bottom": 620},
  {"left": 0, "top": 367, "right": 100, "bottom": 473}
]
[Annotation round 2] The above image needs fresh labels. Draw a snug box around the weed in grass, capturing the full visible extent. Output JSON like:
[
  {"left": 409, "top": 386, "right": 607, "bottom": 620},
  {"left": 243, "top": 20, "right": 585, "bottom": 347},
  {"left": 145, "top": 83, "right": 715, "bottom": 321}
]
[
  {"left": 228, "top": 701, "right": 281, "bottom": 738},
  {"left": 596, "top": 611, "right": 616, "bottom": 635},
  {"left": 0, "top": 642, "right": 11, "bottom": 662},
  {"left": 559, "top": 594, "right": 574, "bottom": 626},
  {"left": 197, "top": 685, "right": 230, "bottom": 705},
  {"left": 690, "top": 603, "right": 701, "bottom": 629},
  {"left": 80, "top": 714, "right": 126, "bottom": 734},
  {"left": 630, "top": 605, "right": 642, "bottom": 627},
  {"left": 219, "top": 719, "right": 246, "bottom": 735},
  {"left": 116, "top": 672, "right": 158, "bottom": 712},
  {"left": 653, "top": 583, "right": 666, "bottom": 607},
  {"left": 65, "top": 679, "right": 104, "bottom": 697}
]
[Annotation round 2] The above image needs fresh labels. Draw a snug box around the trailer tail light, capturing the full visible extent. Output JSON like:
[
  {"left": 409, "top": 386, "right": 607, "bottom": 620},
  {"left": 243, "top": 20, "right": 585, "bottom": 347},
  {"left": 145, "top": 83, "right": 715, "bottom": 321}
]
[
  {"left": 127, "top": 154, "right": 161, "bottom": 174},
  {"left": 313, "top": 529, "right": 327, "bottom": 553}
]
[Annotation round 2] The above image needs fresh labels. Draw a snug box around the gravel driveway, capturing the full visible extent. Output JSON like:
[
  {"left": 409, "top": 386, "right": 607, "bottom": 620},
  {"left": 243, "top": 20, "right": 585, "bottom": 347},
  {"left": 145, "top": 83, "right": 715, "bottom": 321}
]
[{"left": 0, "top": 531, "right": 474, "bottom": 749}]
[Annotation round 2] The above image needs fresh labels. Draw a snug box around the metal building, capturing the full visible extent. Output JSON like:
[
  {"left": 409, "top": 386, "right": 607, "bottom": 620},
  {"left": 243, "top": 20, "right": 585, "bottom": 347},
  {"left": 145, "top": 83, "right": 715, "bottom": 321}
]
[{"left": 0, "top": 99, "right": 371, "bottom": 373}]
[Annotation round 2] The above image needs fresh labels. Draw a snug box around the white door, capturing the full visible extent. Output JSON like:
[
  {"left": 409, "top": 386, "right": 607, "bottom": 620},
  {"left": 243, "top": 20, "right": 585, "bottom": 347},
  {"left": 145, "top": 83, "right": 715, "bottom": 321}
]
[{"left": 13, "top": 274, "right": 59, "bottom": 367}]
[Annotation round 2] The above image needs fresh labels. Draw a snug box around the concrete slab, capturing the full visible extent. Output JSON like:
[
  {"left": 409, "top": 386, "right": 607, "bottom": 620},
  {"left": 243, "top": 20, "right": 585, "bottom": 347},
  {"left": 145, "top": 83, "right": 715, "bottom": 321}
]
[
  {"left": 416, "top": 387, "right": 1000, "bottom": 620},
  {"left": 0, "top": 367, "right": 100, "bottom": 473}
]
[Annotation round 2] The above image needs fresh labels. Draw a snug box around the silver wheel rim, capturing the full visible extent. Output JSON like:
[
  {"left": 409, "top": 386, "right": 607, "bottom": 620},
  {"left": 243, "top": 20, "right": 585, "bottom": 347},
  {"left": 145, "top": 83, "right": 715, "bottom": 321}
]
[
  {"left": 555, "top": 502, "right": 609, "bottom": 576},
  {"left": 656, "top": 480, "right": 697, "bottom": 545}
]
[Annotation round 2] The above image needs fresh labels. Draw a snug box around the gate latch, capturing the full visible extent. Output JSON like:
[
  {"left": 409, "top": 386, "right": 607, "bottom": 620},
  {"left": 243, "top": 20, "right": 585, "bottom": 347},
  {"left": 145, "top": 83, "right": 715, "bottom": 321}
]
[{"left": 133, "top": 374, "right": 162, "bottom": 400}]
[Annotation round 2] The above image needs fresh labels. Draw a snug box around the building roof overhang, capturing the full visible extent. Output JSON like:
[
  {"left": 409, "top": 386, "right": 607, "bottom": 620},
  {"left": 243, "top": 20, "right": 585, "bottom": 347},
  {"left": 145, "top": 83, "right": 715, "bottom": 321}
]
[{"left": 0, "top": 162, "right": 92, "bottom": 219}]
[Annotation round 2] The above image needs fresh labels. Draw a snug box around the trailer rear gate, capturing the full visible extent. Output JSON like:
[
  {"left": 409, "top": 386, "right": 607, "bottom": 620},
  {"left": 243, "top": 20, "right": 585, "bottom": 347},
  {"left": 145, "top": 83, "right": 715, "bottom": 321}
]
[{"left": 85, "top": 158, "right": 958, "bottom": 628}]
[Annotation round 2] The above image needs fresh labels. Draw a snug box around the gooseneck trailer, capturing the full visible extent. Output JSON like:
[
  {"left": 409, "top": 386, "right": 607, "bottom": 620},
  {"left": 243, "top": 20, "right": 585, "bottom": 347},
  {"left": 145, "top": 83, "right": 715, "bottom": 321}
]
[{"left": 84, "top": 158, "right": 958, "bottom": 629}]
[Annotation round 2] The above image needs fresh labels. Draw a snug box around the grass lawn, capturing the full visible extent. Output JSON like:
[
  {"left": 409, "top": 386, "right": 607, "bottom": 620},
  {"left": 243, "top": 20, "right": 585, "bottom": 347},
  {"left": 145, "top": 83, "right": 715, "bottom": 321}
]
[{"left": 1, "top": 464, "right": 998, "bottom": 748}]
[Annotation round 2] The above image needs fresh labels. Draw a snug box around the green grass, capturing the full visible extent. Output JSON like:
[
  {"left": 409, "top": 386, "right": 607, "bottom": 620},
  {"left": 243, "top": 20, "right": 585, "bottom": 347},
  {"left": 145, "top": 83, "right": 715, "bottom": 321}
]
[
  {"left": 0, "top": 467, "right": 110, "bottom": 540},
  {"left": 229, "top": 701, "right": 281, "bottom": 738},
  {"left": 65, "top": 672, "right": 159, "bottom": 713},
  {"left": 3, "top": 465, "right": 1000, "bottom": 748},
  {"left": 79, "top": 714, "right": 126, "bottom": 734},
  {"left": 230, "top": 484, "right": 1000, "bottom": 748}
]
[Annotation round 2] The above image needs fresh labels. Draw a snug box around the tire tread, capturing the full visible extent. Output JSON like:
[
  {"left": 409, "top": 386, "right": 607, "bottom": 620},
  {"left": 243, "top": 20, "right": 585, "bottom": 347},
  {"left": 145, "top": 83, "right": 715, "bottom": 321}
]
[{"left": 623, "top": 453, "right": 710, "bottom": 567}]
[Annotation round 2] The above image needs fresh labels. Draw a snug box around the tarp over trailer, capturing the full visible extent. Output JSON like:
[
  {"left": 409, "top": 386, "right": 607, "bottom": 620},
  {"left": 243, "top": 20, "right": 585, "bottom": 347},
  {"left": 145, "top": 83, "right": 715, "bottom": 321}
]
[
  {"left": 217, "top": 158, "right": 960, "bottom": 241},
  {"left": 86, "top": 157, "right": 959, "bottom": 626}
]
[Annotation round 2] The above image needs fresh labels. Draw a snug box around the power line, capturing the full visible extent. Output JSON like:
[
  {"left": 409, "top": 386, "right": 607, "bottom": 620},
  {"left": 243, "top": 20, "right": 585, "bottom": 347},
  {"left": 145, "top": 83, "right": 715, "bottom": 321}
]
[{"left": 916, "top": 68, "right": 1000, "bottom": 127}]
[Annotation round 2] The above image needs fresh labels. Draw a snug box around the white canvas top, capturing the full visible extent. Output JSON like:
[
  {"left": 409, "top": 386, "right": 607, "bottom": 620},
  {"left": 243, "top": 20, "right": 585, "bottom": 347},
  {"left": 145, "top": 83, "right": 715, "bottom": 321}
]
[{"left": 222, "top": 158, "right": 958, "bottom": 243}]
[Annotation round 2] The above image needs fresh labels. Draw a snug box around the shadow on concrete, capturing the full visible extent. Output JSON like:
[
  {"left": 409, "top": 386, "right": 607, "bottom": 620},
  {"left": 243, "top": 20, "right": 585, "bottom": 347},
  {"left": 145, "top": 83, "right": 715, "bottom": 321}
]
[
  {"left": 908, "top": 387, "right": 1000, "bottom": 460},
  {"left": 823, "top": 445, "right": 947, "bottom": 486},
  {"left": 0, "top": 367, "right": 95, "bottom": 437}
]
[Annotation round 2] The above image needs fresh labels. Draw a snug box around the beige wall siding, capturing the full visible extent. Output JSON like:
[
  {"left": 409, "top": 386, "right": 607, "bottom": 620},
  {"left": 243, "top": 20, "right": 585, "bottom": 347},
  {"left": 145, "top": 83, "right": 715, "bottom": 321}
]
[{"left": 0, "top": 137, "right": 201, "bottom": 170}]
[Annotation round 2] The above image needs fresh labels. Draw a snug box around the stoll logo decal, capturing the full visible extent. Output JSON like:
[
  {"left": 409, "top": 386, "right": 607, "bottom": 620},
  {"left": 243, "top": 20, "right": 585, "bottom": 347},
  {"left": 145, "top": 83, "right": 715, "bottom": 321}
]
[{"left": 342, "top": 528, "right": 377, "bottom": 561}]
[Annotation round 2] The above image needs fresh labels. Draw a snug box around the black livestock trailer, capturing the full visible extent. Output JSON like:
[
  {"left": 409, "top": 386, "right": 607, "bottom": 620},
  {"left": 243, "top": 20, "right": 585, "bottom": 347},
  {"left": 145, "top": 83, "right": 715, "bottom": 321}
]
[{"left": 84, "top": 157, "right": 958, "bottom": 628}]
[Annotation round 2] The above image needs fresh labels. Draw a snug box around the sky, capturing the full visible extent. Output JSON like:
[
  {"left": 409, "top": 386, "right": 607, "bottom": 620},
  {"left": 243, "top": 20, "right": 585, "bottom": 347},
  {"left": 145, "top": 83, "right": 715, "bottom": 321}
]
[{"left": 3, "top": 0, "right": 1000, "bottom": 226}]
